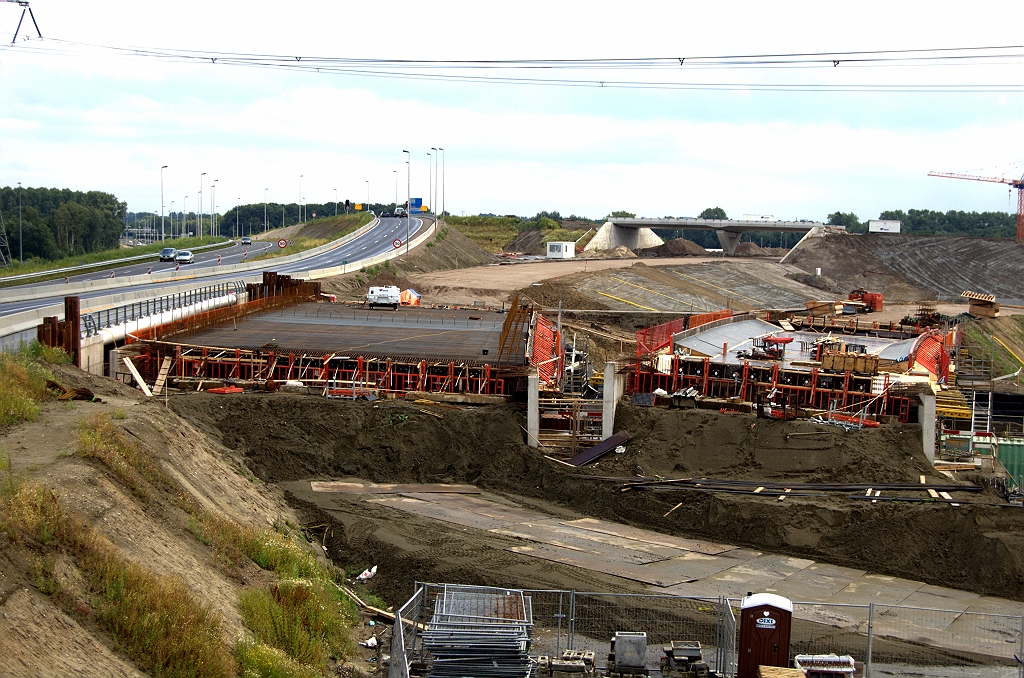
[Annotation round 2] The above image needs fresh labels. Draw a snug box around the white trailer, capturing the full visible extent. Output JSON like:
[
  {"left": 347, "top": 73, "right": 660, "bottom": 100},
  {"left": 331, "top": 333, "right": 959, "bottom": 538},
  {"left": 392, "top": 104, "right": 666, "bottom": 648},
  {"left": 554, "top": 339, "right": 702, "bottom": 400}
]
[
  {"left": 366, "top": 285, "right": 401, "bottom": 310},
  {"left": 546, "top": 241, "right": 576, "bottom": 259}
]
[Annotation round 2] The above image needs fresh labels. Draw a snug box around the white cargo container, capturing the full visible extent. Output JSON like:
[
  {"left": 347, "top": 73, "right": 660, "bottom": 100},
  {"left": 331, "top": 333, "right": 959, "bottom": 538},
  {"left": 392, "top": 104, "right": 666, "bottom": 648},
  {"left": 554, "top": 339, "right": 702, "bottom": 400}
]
[
  {"left": 546, "top": 241, "right": 575, "bottom": 259},
  {"left": 366, "top": 285, "right": 401, "bottom": 310},
  {"left": 868, "top": 219, "right": 901, "bottom": 233}
]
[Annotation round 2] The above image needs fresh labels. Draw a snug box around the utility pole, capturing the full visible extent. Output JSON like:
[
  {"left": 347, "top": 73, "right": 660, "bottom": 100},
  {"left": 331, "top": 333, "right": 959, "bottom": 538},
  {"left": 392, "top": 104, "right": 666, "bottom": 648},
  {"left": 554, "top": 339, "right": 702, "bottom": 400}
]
[
  {"left": 160, "top": 165, "right": 168, "bottom": 242},
  {"left": 403, "top": 150, "right": 410, "bottom": 253}
]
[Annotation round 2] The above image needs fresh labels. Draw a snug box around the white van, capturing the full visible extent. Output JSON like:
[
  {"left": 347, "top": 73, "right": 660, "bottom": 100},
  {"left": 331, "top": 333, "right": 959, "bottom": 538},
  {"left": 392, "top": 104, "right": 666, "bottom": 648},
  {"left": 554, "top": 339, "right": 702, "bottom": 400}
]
[{"left": 366, "top": 285, "right": 401, "bottom": 310}]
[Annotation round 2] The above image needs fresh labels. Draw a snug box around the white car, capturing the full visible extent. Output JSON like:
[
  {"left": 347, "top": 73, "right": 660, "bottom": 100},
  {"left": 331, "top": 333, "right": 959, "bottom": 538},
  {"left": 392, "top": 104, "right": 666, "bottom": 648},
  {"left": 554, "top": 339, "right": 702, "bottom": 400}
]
[
  {"left": 366, "top": 285, "right": 400, "bottom": 310},
  {"left": 174, "top": 250, "right": 195, "bottom": 264}
]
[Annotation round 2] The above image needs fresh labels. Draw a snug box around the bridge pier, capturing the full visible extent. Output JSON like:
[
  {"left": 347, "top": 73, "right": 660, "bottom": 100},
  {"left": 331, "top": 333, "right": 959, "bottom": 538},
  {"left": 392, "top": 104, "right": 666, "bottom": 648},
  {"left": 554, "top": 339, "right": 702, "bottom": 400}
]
[
  {"left": 584, "top": 222, "right": 664, "bottom": 252},
  {"left": 716, "top": 230, "right": 742, "bottom": 256}
]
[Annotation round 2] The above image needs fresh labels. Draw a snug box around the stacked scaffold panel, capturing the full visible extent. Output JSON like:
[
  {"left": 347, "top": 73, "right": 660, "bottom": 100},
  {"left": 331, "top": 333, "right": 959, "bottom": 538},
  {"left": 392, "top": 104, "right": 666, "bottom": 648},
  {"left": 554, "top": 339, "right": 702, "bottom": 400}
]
[{"left": 422, "top": 584, "right": 533, "bottom": 678}]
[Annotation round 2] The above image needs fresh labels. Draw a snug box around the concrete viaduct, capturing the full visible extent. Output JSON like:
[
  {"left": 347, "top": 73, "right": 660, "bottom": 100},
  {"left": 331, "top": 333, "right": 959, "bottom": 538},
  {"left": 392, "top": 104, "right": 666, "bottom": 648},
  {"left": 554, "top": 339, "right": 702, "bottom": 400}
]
[{"left": 584, "top": 217, "right": 824, "bottom": 256}]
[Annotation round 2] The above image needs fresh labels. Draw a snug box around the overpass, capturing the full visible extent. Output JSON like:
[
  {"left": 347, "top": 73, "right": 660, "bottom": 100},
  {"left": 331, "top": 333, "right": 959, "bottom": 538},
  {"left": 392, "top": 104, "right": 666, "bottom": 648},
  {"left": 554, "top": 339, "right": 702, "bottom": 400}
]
[{"left": 585, "top": 217, "right": 824, "bottom": 256}]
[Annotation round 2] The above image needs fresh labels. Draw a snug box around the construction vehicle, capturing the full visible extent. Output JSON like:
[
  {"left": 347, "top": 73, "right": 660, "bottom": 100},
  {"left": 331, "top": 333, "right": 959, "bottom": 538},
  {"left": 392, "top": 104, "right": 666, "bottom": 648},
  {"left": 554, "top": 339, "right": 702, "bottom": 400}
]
[
  {"left": 737, "top": 336, "right": 793, "bottom": 361},
  {"left": 848, "top": 288, "right": 883, "bottom": 312}
]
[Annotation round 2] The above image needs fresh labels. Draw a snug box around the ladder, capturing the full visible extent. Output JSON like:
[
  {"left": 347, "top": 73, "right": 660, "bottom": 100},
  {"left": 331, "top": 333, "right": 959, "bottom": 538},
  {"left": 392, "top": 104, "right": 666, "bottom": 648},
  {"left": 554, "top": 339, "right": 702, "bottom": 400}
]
[
  {"left": 971, "top": 390, "right": 992, "bottom": 434},
  {"left": 152, "top": 356, "right": 173, "bottom": 395}
]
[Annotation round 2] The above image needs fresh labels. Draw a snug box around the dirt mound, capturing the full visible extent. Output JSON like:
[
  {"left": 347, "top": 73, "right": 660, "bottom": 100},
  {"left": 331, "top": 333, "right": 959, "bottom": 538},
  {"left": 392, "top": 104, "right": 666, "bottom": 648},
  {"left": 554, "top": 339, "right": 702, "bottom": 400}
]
[
  {"left": 580, "top": 245, "right": 636, "bottom": 259},
  {"left": 785, "top": 233, "right": 1024, "bottom": 303},
  {"left": 638, "top": 238, "right": 708, "bottom": 257},
  {"left": 515, "top": 272, "right": 611, "bottom": 310},
  {"left": 733, "top": 241, "right": 771, "bottom": 256},
  {"left": 504, "top": 228, "right": 545, "bottom": 255},
  {"left": 172, "top": 394, "right": 1024, "bottom": 601}
]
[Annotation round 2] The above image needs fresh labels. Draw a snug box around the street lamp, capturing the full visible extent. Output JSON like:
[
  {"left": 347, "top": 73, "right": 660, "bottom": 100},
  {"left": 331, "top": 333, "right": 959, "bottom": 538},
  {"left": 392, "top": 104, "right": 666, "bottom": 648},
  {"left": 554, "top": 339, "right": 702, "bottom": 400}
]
[
  {"left": 427, "top": 152, "right": 432, "bottom": 213},
  {"left": 299, "top": 175, "right": 303, "bottom": 224},
  {"left": 199, "top": 173, "right": 206, "bottom": 237},
  {"left": 183, "top": 195, "right": 188, "bottom": 238},
  {"left": 402, "top": 150, "right": 410, "bottom": 253},
  {"left": 366, "top": 180, "right": 369, "bottom": 209},
  {"left": 160, "top": 165, "right": 168, "bottom": 243},
  {"left": 212, "top": 180, "right": 219, "bottom": 238},
  {"left": 439, "top": 148, "right": 445, "bottom": 220},
  {"left": 334, "top": 188, "right": 338, "bottom": 217},
  {"left": 264, "top": 188, "right": 268, "bottom": 233},
  {"left": 236, "top": 198, "right": 240, "bottom": 238},
  {"left": 431, "top": 147, "right": 438, "bottom": 215},
  {"left": 393, "top": 170, "right": 398, "bottom": 208},
  {"left": 170, "top": 200, "right": 175, "bottom": 237},
  {"left": 17, "top": 181, "right": 22, "bottom": 264}
]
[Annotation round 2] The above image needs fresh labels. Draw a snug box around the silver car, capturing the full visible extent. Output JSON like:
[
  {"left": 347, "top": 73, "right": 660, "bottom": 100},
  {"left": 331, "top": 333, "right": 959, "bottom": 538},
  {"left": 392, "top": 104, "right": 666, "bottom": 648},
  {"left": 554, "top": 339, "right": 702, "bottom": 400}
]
[{"left": 174, "top": 250, "right": 195, "bottom": 264}]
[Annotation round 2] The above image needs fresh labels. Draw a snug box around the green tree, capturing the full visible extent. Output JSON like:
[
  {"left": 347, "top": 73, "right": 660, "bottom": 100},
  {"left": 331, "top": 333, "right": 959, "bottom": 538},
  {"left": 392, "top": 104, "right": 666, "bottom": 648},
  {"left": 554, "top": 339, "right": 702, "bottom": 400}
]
[
  {"left": 608, "top": 210, "right": 636, "bottom": 218},
  {"left": 11, "top": 207, "right": 58, "bottom": 260},
  {"left": 698, "top": 207, "right": 728, "bottom": 220},
  {"left": 827, "top": 211, "right": 864, "bottom": 233},
  {"left": 537, "top": 216, "right": 560, "bottom": 230}
]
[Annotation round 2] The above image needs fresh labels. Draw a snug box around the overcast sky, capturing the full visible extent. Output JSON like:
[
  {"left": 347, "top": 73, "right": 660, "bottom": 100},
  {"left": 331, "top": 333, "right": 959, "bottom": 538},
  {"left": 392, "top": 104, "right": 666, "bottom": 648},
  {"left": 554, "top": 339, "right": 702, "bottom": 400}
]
[{"left": 1, "top": 1, "right": 1021, "bottom": 221}]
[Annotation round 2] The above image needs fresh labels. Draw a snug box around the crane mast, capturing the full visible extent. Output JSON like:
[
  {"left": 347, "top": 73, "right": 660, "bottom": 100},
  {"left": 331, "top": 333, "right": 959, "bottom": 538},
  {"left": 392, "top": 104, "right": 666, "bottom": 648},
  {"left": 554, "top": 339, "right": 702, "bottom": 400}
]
[{"left": 928, "top": 171, "right": 1024, "bottom": 241}]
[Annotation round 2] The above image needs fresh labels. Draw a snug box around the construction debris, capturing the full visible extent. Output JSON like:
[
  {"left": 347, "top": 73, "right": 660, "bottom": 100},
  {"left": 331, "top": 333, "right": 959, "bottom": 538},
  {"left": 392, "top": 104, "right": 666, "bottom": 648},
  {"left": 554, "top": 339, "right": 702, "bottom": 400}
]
[{"left": 45, "top": 380, "right": 102, "bottom": 403}]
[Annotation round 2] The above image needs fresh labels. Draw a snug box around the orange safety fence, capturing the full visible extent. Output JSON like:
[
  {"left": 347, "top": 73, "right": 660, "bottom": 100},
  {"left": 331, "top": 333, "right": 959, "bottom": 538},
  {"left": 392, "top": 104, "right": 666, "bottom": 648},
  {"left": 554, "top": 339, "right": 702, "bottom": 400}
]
[{"left": 532, "top": 314, "right": 563, "bottom": 387}]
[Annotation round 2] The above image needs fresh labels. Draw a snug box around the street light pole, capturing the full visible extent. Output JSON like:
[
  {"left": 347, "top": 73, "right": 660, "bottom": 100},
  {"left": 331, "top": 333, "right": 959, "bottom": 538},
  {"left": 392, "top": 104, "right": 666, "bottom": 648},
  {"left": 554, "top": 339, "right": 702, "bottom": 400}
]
[
  {"left": 439, "top": 148, "right": 445, "bottom": 220},
  {"left": 199, "top": 173, "right": 206, "bottom": 238},
  {"left": 366, "top": 180, "right": 369, "bottom": 210},
  {"left": 160, "top": 165, "right": 168, "bottom": 243},
  {"left": 393, "top": 170, "right": 397, "bottom": 208},
  {"left": 264, "top": 189, "right": 268, "bottom": 233},
  {"left": 170, "top": 200, "right": 175, "bottom": 238},
  {"left": 334, "top": 188, "right": 338, "bottom": 216},
  {"left": 17, "top": 182, "right": 22, "bottom": 264},
  {"left": 212, "top": 179, "right": 219, "bottom": 238},
  {"left": 236, "top": 199, "right": 240, "bottom": 238},
  {"left": 431, "top": 147, "right": 438, "bottom": 215},
  {"left": 183, "top": 195, "right": 188, "bottom": 238},
  {"left": 402, "top": 150, "right": 410, "bottom": 253},
  {"left": 299, "top": 175, "right": 303, "bottom": 224},
  {"left": 427, "top": 152, "right": 432, "bottom": 213}
]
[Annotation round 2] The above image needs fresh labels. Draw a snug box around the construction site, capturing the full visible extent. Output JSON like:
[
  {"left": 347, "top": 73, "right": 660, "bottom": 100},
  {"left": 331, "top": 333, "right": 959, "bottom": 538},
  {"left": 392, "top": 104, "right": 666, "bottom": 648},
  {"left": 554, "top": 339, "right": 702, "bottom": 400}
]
[{"left": 15, "top": 216, "right": 1024, "bottom": 678}]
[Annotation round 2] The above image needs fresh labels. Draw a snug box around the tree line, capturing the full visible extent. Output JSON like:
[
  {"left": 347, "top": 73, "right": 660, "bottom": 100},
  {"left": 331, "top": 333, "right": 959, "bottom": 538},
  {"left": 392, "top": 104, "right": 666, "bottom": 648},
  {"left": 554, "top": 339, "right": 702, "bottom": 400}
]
[
  {"left": 0, "top": 186, "right": 126, "bottom": 262},
  {"left": 827, "top": 209, "right": 1017, "bottom": 238}
]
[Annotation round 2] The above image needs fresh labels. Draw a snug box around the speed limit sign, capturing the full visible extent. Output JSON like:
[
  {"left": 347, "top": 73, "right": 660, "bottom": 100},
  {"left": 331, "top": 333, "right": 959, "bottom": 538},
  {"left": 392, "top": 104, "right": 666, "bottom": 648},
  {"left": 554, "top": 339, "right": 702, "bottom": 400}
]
[
  {"left": 393, "top": 239, "right": 402, "bottom": 249},
  {"left": 277, "top": 238, "right": 288, "bottom": 249}
]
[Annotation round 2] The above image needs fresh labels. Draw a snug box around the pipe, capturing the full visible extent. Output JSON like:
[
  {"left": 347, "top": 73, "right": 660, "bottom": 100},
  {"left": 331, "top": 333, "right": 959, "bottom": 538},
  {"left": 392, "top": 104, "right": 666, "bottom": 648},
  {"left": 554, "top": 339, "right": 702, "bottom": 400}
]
[{"left": 97, "top": 293, "right": 237, "bottom": 344}]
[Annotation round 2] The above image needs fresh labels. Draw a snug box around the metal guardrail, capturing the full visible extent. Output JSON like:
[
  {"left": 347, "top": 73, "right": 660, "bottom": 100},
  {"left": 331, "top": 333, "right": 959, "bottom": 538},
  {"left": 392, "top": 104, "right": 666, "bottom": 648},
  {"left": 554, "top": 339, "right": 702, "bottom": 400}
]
[
  {"left": 0, "top": 239, "right": 235, "bottom": 284},
  {"left": 80, "top": 281, "right": 245, "bottom": 338}
]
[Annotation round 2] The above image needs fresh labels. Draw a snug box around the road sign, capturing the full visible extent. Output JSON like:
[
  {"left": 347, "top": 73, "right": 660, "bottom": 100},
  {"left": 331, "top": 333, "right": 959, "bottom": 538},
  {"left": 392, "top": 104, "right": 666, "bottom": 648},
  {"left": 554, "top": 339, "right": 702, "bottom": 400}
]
[
  {"left": 277, "top": 238, "right": 287, "bottom": 248},
  {"left": 393, "top": 239, "right": 402, "bottom": 249},
  {"left": 410, "top": 198, "right": 422, "bottom": 210},
  {"left": 355, "top": 203, "right": 363, "bottom": 211},
  {"left": 421, "top": 205, "right": 428, "bottom": 212}
]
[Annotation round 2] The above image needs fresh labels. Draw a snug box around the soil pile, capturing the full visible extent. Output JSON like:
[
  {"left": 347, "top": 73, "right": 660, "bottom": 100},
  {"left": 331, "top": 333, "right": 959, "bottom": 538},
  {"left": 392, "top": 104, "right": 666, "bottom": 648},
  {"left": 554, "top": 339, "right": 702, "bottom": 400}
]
[
  {"left": 504, "top": 228, "right": 546, "bottom": 255},
  {"left": 784, "top": 232, "right": 1024, "bottom": 303},
  {"left": 638, "top": 238, "right": 708, "bottom": 257},
  {"left": 733, "top": 242, "right": 770, "bottom": 256},
  {"left": 516, "top": 272, "right": 611, "bottom": 310},
  {"left": 580, "top": 245, "right": 637, "bottom": 259},
  {"left": 173, "top": 395, "right": 1024, "bottom": 602}
]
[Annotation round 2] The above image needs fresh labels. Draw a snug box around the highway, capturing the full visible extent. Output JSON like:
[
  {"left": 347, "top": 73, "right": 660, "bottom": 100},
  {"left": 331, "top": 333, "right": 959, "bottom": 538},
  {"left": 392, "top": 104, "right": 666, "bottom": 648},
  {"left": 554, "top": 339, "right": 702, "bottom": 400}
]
[{"left": 0, "top": 216, "right": 425, "bottom": 315}]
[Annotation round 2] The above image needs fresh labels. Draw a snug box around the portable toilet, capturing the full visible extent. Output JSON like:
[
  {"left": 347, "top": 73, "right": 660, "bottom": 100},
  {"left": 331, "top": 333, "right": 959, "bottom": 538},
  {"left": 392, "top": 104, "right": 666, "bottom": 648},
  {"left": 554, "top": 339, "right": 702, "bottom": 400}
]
[
  {"left": 546, "top": 241, "right": 576, "bottom": 259},
  {"left": 738, "top": 593, "right": 792, "bottom": 678}
]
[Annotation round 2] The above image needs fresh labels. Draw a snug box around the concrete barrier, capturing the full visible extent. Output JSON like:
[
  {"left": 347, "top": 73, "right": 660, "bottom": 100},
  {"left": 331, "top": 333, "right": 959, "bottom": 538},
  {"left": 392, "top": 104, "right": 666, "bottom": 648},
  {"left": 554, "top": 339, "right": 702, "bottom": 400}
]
[{"left": 0, "top": 217, "right": 380, "bottom": 304}]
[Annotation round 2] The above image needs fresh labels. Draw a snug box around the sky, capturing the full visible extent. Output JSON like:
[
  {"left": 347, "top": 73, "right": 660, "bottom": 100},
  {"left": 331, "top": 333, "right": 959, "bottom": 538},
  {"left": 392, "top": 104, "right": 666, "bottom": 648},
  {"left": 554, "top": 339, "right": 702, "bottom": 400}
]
[{"left": 1, "top": 0, "right": 1022, "bottom": 222}]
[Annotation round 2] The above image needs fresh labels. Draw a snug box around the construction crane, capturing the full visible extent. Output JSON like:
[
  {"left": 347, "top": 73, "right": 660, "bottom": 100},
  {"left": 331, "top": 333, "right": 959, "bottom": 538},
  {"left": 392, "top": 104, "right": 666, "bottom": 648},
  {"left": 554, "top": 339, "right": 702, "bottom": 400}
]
[{"left": 927, "top": 170, "right": 1024, "bottom": 241}]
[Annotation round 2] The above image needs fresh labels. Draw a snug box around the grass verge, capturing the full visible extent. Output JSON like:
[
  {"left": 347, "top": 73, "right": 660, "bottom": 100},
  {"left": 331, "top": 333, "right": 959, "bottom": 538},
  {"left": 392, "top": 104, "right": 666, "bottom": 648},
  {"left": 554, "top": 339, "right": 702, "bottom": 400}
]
[
  {"left": 0, "top": 236, "right": 231, "bottom": 287},
  {"left": 0, "top": 343, "right": 69, "bottom": 427},
  {"left": 445, "top": 215, "right": 522, "bottom": 251},
  {"left": 234, "top": 637, "right": 322, "bottom": 678},
  {"left": 0, "top": 479, "right": 233, "bottom": 677},
  {"left": 76, "top": 414, "right": 165, "bottom": 500}
]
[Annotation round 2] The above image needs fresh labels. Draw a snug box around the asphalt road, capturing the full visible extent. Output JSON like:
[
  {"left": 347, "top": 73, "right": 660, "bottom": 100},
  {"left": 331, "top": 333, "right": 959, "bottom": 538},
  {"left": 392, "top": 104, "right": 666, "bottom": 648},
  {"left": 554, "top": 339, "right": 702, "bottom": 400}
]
[{"left": 0, "top": 216, "right": 425, "bottom": 315}]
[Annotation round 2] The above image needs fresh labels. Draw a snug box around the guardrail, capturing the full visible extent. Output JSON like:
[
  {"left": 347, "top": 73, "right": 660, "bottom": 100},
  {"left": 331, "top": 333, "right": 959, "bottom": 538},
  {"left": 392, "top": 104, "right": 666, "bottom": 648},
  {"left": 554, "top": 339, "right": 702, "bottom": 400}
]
[
  {"left": 0, "top": 215, "right": 381, "bottom": 304},
  {"left": 81, "top": 281, "right": 245, "bottom": 338},
  {"left": 0, "top": 239, "right": 235, "bottom": 284}
]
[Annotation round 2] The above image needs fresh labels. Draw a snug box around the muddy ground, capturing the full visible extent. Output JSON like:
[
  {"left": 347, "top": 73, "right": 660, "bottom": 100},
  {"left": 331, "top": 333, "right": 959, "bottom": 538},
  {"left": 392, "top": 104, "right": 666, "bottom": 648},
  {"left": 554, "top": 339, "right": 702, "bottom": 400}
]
[{"left": 171, "top": 394, "right": 1024, "bottom": 604}]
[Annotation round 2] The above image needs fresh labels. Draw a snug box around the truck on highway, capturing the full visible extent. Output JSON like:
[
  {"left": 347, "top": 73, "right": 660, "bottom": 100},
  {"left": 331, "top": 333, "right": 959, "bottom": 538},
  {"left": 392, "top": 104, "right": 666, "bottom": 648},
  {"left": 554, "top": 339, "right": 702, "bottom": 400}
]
[{"left": 366, "top": 285, "right": 401, "bottom": 310}]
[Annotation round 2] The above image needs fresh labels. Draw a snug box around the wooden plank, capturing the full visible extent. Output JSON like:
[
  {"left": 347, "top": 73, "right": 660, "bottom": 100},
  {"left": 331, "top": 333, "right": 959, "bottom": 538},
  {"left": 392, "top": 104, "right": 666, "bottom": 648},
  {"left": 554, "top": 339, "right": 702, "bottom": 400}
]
[
  {"left": 152, "top": 356, "right": 172, "bottom": 395},
  {"left": 927, "top": 488, "right": 941, "bottom": 499},
  {"left": 778, "top": 319, "right": 795, "bottom": 331},
  {"left": 122, "top": 357, "right": 152, "bottom": 397},
  {"left": 566, "top": 431, "right": 632, "bottom": 466},
  {"left": 310, "top": 481, "right": 479, "bottom": 494}
]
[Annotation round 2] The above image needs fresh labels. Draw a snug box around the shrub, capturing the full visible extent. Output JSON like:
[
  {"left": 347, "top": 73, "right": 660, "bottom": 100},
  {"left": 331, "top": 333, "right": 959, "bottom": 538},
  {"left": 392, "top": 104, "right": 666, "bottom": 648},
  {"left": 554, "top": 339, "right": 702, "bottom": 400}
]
[
  {"left": 235, "top": 637, "right": 321, "bottom": 678},
  {"left": 0, "top": 350, "right": 55, "bottom": 427}
]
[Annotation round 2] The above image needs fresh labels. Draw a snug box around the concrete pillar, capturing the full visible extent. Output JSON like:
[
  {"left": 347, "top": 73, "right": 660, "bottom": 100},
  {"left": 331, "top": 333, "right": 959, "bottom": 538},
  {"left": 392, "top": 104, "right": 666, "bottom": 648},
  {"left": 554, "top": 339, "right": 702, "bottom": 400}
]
[
  {"left": 715, "top": 229, "right": 742, "bottom": 256},
  {"left": 602, "top": 360, "right": 626, "bottom": 439},
  {"left": 79, "top": 335, "right": 105, "bottom": 376},
  {"left": 108, "top": 347, "right": 120, "bottom": 379},
  {"left": 527, "top": 369, "right": 540, "bottom": 448},
  {"left": 584, "top": 223, "right": 664, "bottom": 252},
  {"left": 919, "top": 393, "right": 936, "bottom": 464}
]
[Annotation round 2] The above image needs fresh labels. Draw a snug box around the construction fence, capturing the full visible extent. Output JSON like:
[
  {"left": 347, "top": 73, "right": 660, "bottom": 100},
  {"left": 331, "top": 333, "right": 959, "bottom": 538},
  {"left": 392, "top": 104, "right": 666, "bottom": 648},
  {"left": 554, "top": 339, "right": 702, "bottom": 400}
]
[{"left": 390, "top": 585, "right": 1024, "bottom": 678}]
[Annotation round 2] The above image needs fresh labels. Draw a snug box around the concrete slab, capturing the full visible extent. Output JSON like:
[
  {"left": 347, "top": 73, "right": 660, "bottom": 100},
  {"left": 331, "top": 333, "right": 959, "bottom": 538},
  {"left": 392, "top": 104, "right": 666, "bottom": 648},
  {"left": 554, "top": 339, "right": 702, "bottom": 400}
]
[
  {"left": 662, "top": 554, "right": 815, "bottom": 598},
  {"left": 506, "top": 544, "right": 692, "bottom": 587},
  {"left": 562, "top": 518, "right": 735, "bottom": 555},
  {"left": 827, "top": 573, "right": 926, "bottom": 607},
  {"left": 897, "top": 584, "right": 980, "bottom": 613},
  {"left": 366, "top": 496, "right": 521, "bottom": 531},
  {"left": 311, "top": 481, "right": 479, "bottom": 494},
  {"left": 400, "top": 492, "right": 546, "bottom": 523},
  {"left": 488, "top": 522, "right": 686, "bottom": 563},
  {"left": 762, "top": 562, "right": 867, "bottom": 602}
]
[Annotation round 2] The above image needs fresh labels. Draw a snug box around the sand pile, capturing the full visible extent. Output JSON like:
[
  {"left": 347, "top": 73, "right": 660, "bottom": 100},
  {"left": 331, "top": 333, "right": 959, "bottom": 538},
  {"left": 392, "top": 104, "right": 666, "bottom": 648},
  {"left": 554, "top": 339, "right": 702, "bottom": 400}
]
[
  {"left": 580, "top": 245, "right": 636, "bottom": 259},
  {"left": 733, "top": 241, "right": 770, "bottom": 256}
]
